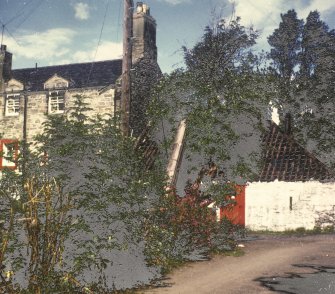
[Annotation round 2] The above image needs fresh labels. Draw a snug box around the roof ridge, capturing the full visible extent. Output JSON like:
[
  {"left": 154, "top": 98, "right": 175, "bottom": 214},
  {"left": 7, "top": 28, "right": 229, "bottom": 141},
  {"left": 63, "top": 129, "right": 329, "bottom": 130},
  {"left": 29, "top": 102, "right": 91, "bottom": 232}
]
[{"left": 12, "top": 59, "right": 122, "bottom": 71}]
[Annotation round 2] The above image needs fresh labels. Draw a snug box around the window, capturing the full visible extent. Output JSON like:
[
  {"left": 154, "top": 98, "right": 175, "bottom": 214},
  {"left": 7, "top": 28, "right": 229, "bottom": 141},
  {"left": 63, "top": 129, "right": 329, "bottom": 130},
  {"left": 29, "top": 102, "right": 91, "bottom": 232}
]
[
  {"left": 0, "top": 140, "right": 18, "bottom": 169},
  {"left": 48, "top": 91, "right": 65, "bottom": 114},
  {"left": 5, "top": 94, "right": 20, "bottom": 116},
  {"left": 44, "top": 74, "right": 69, "bottom": 90}
]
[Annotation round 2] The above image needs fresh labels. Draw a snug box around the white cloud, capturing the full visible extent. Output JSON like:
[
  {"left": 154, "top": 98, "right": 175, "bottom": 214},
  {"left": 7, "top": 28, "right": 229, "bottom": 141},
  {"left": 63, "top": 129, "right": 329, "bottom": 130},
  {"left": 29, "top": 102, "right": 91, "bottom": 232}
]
[
  {"left": 229, "top": 0, "right": 283, "bottom": 51},
  {"left": 4, "top": 28, "right": 76, "bottom": 62},
  {"left": 230, "top": 0, "right": 335, "bottom": 52},
  {"left": 73, "top": 2, "right": 90, "bottom": 20},
  {"left": 233, "top": 0, "right": 335, "bottom": 32},
  {"left": 72, "top": 41, "right": 123, "bottom": 63},
  {"left": 4, "top": 29, "right": 122, "bottom": 67},
  {"left": 233, "top": 0, "right": 282, "bottom": 29}
]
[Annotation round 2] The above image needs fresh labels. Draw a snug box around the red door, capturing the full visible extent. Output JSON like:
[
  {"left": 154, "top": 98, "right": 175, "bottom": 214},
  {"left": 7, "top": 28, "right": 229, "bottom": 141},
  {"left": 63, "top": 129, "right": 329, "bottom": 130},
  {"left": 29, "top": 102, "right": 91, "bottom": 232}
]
[{"left": 220, "top": 185, "right": 245, "bottom": 226}]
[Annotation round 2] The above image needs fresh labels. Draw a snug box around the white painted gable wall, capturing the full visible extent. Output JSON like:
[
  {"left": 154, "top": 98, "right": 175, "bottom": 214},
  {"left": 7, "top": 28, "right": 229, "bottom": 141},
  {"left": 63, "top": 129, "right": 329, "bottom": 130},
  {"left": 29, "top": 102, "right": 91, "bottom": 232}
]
[{"left": 245, "top": 181, "right": 335, "bottom": 231}]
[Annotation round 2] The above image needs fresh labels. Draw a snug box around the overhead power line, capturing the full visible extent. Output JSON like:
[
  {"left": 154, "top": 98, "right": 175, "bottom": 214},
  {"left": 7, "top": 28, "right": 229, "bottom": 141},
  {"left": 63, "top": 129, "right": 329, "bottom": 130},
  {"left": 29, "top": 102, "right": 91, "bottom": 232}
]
[
  {"left": 13, "top": 0, "right": 45, "bottom": 34},
  {"left": 0, "top": 20, "right": 21, "bottom": 47},
  {"left": 116, "top": 0, "right": 122, "bottom": 41},
  {"left": 4, "top": 0, "right": 35, "bottom": 26},
  {"left": 86, "top": 0, "right": 112, "bottom": 85},
  {"left": 0, "top": 0, "right": 45, "bottom": 47}
]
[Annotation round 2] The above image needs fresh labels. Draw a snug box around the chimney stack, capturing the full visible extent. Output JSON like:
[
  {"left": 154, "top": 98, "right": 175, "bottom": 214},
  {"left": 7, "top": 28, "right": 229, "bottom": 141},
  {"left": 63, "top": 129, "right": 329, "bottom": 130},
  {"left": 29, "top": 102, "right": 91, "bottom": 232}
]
[
  {"left": 0, "top": 44, "right": 12, "bottom": 92},
  {"left": 132, "top": 2, "right": 157, "bottom": 63},
  {"left": 284, "top": 113, "right": 292, "bottom": 135}
]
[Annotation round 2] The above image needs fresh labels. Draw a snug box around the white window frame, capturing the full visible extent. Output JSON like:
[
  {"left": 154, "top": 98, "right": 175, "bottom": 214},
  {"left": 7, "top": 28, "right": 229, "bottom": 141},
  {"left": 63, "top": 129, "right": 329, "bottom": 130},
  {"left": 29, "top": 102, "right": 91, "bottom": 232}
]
[
  {"left": 48, "top": 90, "right": 65, "bottom": 114},
  {"left": 5, "top": 94, "right": 20, "bottom": 116}
]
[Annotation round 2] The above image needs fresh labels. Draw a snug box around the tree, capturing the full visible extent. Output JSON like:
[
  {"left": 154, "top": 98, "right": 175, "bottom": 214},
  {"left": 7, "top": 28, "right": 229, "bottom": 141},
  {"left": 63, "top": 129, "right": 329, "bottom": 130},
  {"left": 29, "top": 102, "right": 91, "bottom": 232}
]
[
  {"left": 267, "top": 10, "right": 335, "bottom": 169},
  {"left": 267, "top": 9, "right": 304, "bottom": 121},
  {"left": 268, "top": 10, "right": 303, "bottom": 82},
  {"left": 150, "top": 16, "right": 270, "bottom": 202},
  {"left": 144, "top": 17, "right": 273, "bottom": 270},
  {"left": 296, "top": 11, "right": 335, "bottom": 166},
  {"left": 300, "top": 11, "right": 331, "bottom": 79},
  {"left": 0, "top": 95, "right": 164, "bottom": 293}
]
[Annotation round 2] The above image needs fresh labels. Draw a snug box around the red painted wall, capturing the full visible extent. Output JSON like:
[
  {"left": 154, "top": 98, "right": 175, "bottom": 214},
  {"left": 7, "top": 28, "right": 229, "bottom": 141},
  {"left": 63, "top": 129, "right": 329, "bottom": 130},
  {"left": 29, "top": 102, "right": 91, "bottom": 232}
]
[{"left": 220, "top": 185, "right": 245, "bottom": 226}]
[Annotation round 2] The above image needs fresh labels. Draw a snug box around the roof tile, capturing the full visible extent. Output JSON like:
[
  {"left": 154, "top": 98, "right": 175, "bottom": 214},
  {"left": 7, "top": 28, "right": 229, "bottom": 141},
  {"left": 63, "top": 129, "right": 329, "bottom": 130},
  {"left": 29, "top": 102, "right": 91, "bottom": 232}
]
[{"left": 259, "top": 121, "right": 334, "bottom": 182}]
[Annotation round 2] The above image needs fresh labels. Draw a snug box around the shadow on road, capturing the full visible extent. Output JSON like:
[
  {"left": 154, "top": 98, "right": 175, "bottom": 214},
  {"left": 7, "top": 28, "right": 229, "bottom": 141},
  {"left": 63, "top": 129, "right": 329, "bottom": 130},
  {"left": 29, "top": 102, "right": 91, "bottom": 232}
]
[{"left": 257, "top": 264, "right": 335, "bottom": 294}]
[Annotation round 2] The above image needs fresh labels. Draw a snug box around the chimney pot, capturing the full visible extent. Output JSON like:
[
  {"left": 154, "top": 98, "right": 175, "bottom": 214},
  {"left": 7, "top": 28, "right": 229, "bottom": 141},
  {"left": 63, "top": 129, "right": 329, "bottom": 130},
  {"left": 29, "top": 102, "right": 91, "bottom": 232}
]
[
  {"left": 136, "top": 2, "right": 143, "bottom": 13},
  {"left": 284, "top": 113, "right": 292, "bottom": 135}
]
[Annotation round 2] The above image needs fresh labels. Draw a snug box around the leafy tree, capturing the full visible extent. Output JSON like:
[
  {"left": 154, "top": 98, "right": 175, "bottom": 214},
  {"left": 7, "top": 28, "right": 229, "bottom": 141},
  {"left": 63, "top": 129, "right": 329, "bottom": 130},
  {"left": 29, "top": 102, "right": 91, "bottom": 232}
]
[
  {"left": 268, "top": 10, "right": 303, "bottom": 82},
  {"left": 150, "top": 16, "right": 270, "bottom": 190},
  {"left": 145, "top": 18, "right": 270, "bottom": 269},
  {"left": 296, "top": 11, "right": 335, "bottom": 166},
  {"left": 0, "top": 95, "right": 164, "bottom": 293},
  {"left": 268, "top": 10, "right": 335, "bottom": 169},
  {"left": 300, "top": 11, "right": 332, "bottom": 79},
  {"left": 267, "top": 9, "right": 303, "bottom": 119}
]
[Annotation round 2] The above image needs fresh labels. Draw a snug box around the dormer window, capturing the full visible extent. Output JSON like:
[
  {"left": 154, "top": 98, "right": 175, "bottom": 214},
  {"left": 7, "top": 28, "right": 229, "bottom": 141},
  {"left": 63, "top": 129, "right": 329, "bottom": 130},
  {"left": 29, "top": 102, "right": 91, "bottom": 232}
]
[
  {"left": 44, "top": 74, "right": 69, "bottom": 90},
  {"left": 5, "top": 94, "right": 20, "bottom": 116},
  {"left": 5, "top": 78, "right": 24, "bottom": 92},
  {"left": 48, "top": 90, "right": 65, "bottom": 114}
]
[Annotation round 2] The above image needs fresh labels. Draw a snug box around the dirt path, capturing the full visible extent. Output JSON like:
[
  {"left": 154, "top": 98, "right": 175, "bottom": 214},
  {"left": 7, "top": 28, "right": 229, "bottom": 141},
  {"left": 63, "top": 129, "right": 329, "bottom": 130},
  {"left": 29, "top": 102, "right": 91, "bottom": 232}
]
[{"left": 143, "top": 234, "right": 335, "bottom": 294}]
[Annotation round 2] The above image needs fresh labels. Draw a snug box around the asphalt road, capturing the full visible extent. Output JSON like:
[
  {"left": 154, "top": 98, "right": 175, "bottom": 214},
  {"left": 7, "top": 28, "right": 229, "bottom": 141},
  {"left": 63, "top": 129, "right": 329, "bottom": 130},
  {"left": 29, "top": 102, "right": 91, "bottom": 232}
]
[{"left": 143, "top": 233, "right": 335, "bottom": 294}]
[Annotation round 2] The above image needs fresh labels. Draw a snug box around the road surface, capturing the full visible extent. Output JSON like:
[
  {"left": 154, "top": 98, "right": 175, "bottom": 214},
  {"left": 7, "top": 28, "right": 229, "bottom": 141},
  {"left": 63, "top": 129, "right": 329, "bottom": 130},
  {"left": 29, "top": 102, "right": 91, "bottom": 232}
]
[{"left": 143, "top": 233, "right": 335, "bottom": 294}]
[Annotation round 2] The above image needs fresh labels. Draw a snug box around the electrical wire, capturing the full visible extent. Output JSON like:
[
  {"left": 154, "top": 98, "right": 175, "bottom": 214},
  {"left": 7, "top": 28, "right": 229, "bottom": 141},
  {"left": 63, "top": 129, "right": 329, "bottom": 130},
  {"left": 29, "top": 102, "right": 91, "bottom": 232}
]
[
  {"left": 12, "top": 0, "right": 45, "bottom": 34},
  {"left": 0, "top": 0, "right": 45, "bottom": 47},
  {"left": 4, "top": 0, "right": 36, "bottom": 26},
  {"left": 0, "top": 20, "right": 21, "bottom": 47},
  {"left": 86, "top": 0, "right": 111, "bottom": 85},
  {"left": 116, "top": 0, "right": 122, "bottom": 41}
]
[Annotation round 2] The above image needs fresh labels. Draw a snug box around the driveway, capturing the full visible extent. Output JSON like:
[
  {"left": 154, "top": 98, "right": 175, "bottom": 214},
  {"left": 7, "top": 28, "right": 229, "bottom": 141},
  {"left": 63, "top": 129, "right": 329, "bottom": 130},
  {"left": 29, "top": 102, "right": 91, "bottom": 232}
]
[{"left": 143, "top": 233, "right": 335, "bottom": 294}]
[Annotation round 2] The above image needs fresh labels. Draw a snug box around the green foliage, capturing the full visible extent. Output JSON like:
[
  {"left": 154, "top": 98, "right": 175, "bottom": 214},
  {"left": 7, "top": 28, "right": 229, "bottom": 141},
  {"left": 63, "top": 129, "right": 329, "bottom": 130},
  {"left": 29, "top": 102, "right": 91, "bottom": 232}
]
[
  {"left": 144, "top": 190, "right": 242, "bottom": 275},
  {"left": 268, "top": 10, "right": 303, "bottom": 82},
  {"left": 267, "top": 9, "right": 335, "bottom": 169},
  {"left": 145, "top": 15, "right": 272, "bottom": 274},
  {"left": 0, "top": 95, "right": 165, "bottom": 293},
  {"left": 149, "top": 17, "right": 270, "bottom": 185}
]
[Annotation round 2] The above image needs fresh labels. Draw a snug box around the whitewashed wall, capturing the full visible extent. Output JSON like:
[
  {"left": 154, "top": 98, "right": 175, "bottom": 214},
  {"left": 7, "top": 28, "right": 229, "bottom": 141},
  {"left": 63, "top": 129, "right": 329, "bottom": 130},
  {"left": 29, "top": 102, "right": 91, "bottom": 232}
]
[{"left": 245, "top": 180, "right": 335, "bottom": 231}]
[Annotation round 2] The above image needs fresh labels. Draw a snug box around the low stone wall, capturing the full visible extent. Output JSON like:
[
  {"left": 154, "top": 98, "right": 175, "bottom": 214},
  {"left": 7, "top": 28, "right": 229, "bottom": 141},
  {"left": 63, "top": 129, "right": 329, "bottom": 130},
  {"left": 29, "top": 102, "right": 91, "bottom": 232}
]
[{"left": 245, "top": 180, "right": 335, "bottom": 231}]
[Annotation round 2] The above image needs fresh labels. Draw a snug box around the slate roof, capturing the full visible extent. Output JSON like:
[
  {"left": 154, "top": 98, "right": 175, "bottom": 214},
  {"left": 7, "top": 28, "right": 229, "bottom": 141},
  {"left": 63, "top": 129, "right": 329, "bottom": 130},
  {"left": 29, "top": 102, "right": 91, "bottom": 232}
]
[
  {"left": 259, "top": 121, "right": 334, "bottom": 182},
  {"left": 11, "top": 59, "right": 122, "bottom": 91}
]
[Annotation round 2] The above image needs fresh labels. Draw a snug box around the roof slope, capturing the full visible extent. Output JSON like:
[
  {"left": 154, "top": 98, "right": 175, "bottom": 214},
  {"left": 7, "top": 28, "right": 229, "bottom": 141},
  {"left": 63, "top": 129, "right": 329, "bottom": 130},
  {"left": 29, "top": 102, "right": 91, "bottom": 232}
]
[
  {"left": 259, "top": 121, "right": 334, "bottom": 182},
  {"left": 11, "top": 59, "right": 122, "bottom": 91}
]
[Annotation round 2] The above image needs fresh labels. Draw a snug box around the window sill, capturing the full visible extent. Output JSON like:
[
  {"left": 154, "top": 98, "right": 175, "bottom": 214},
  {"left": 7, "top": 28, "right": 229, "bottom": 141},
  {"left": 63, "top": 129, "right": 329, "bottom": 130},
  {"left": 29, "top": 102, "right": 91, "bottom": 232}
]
[{"left": 4, "top": 113, "right": 20, "bottom": 117}]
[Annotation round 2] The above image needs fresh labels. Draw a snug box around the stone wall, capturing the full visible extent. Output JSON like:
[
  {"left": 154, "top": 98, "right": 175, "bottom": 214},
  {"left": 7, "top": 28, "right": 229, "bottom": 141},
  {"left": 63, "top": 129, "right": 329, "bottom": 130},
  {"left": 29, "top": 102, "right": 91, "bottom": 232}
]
[
  {"left": 0, "top": 88, "right": 115, "bottom": 142},
  {"left": 245, "top": 180, "right": 335, "bottom": 231}
]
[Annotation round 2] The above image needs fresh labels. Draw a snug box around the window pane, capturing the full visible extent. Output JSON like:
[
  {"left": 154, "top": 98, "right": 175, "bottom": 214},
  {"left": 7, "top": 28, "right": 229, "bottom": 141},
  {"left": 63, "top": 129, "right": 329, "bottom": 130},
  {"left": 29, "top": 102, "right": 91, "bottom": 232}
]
[
  {"left": 6, "top": 95, "right": 20, "bottom": 115},
  {"left": 49, "top": 91, "right": 65, "bottom": 113}
]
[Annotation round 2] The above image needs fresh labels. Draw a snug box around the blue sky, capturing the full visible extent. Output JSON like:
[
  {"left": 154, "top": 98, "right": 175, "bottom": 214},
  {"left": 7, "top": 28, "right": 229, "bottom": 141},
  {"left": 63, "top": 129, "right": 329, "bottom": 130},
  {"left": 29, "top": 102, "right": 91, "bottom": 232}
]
[{"left": 1, "top": 0, "right": 335, "bottom": 73}]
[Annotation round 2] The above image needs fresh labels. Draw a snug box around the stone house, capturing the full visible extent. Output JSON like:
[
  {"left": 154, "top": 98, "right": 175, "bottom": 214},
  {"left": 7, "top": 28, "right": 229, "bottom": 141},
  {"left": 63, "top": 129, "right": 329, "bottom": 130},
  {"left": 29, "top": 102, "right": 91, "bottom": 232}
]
[{"left": 0, "top": 2, "right": 160, "bottom": 169}]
